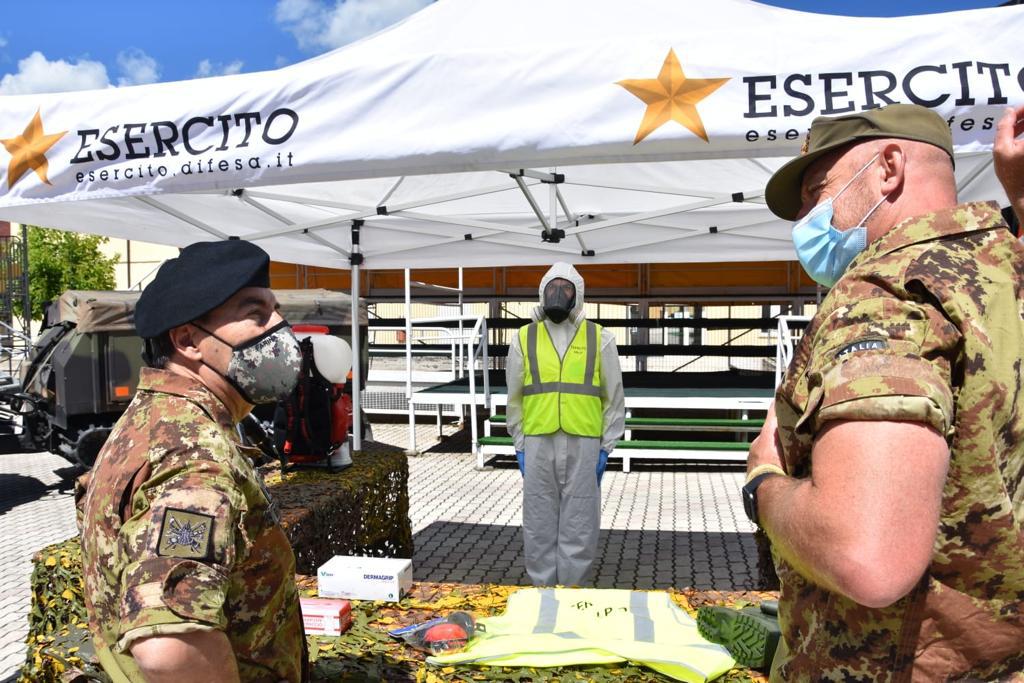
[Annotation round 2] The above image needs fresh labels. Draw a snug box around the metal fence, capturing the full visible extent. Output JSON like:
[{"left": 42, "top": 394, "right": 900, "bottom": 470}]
[{"left": 0, "top": 235, "right": 30, "bottom": 377}]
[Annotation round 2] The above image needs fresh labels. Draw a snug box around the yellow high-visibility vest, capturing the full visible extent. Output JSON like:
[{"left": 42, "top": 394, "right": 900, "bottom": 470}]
[
  {"left": 429, "top": 587, "right": 735, "bottom": 682},
  {"left": 518, "top": 321, "right": 603, "bottom": 438}
]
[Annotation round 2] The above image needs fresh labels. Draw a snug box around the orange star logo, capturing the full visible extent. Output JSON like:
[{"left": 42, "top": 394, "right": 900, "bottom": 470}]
[
  {"left": 1, "top": 109, "right": 66, "bottom": 190},
  {"left": 617, "top": 49, "right": 730, "bottom": 145}
]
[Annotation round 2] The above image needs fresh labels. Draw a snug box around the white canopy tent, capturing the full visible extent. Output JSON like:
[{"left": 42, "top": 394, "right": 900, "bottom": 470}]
[
  {"left": 0, "top": 0, "right": 1021, "bottom": 448},
  {"left": 0, "top": 0, "right": 1019, "bottom": 268}
]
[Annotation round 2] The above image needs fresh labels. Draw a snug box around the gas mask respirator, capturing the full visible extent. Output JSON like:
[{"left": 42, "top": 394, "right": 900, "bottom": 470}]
[{"left": 543, "top": 278, "right": 576, "bottom": 324}]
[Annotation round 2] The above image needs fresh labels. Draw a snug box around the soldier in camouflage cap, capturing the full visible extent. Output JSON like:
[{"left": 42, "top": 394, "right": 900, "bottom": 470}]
[
  {"left": 79, "top": 240, "right": 307, "bottom": 682},
  {"left": 745, "top": 103, "right": 1024, "bottom": 680}
]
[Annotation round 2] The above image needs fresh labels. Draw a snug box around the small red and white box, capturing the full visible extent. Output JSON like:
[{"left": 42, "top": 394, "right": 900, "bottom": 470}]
[{"left": 300, "top": 597, "right": 353, "bottom": 636}]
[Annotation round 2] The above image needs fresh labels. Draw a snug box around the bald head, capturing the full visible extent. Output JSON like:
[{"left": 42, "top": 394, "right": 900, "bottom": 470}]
[{"left": 798, "top": 137, "right": 958, "bottom": 243}]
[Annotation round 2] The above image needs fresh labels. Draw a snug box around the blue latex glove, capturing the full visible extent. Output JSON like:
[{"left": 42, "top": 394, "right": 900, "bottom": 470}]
[
  {"left": 516, "top": 450, "right": 525, "bottom": 476},
  {"left": 597, "top": 449, "right": 609, "bottom": 485}
]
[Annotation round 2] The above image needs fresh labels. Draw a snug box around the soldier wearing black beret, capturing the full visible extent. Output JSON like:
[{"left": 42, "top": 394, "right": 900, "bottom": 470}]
[{"left": 80, "top": 240, "right": 309, "bottom": 682}]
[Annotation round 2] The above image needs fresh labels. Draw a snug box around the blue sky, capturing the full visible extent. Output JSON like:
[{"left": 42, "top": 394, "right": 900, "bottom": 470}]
[{"left": 0, "top": 0, "right": 1007, "bottom": 94}]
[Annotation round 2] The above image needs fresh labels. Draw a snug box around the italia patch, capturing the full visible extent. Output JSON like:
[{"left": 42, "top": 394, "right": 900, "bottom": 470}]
[
  {"left": 158, "top": 508, "right": 214, "bottom": 559},
  {"left": 835, "top": 338, "right": 888, "bottom": 359}
]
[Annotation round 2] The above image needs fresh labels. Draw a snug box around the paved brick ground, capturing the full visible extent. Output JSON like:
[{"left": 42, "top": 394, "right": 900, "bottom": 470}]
[
  {"left": 399, "top": 422, "right": 759, "bottom": 591},
  {"left": 0, "top": 451, "right": 79, "bottom": 683},
  {"left": 0, "top": 421, "right": 758, "bottom": 681}
]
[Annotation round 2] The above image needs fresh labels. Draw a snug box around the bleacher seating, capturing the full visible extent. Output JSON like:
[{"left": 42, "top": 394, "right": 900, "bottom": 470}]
[{"left": 482, "top": 414, "right": 760, "bottom": 471}]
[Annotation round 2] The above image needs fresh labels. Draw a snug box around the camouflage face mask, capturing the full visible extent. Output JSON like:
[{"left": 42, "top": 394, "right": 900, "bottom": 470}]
[{"left": 194, "top": 320, "right": 302, "bottom": 404}]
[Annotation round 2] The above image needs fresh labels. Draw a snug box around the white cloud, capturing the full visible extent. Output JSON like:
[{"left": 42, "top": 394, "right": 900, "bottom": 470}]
[
  {"left": 0, "top": 37, "right": 7, "bottom": 48},
  {"left": 275, "top": 0, "right": 430, "bottom": 51},
  {"left": 116, "top": 48, "right": 160, "bottom": 86},
  {"left": 0, "top": 51, "right": 109, "bottom": 95},
  {"left": 196, "top": 59, "right": 245, "bottom": 78},
  {"left": 275, "top": 55, "right": 290, "bottom": 68}
]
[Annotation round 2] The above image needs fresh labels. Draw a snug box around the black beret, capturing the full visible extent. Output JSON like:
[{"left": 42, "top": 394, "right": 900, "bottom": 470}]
[{"left": 135, "top": 240, "right": 270, "bottom": 338}]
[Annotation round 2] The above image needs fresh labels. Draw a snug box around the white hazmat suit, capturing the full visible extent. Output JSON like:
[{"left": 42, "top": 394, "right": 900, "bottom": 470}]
[{"left": 505, "top": 262, "right": 625, "bottom": 586}]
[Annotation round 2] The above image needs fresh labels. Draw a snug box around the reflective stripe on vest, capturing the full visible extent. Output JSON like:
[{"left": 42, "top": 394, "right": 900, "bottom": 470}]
[
  {"left": 532, "top": 588, "right": 655, "bottom": 642},
  {"left": 429, "top": 587, "right": 735, "bottom": 683},
  {"left": 519, "top": 321, "right": 603, "bottom": 438}
]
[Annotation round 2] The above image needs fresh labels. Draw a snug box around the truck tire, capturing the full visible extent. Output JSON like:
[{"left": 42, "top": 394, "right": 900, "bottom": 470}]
[{"left": 68, "top": 425, "right": 113, "bottom": 469}]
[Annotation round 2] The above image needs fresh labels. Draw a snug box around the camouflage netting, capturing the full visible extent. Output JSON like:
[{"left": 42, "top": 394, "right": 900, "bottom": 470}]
[
  {"left": 21, "top": 447, "right": 413, "bottom": 682},
  {"left": 20, "top": 537, "right": 97, "bottom": 682},
  {"left": 22, "top": 550, "right": 773, "bottom": 683},
  {"left": 264, "top": 447, "right": 414, "bottom": 574},
  {"left": 302, "top": 579, "right": 774, "bottom": 682}
]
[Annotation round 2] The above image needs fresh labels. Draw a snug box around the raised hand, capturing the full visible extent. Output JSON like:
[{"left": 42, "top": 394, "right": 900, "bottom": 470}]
[{"left": 994, "top": 105, "right": 1024, "bottom": 226}]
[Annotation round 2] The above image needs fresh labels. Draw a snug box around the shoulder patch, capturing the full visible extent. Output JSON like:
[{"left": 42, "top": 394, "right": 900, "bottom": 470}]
[
  {"left": 158, "top": 508, "right": 214, "bottom": 559},
  {"left": 835, "top": 337, "right": 888, "bottom": 360}
]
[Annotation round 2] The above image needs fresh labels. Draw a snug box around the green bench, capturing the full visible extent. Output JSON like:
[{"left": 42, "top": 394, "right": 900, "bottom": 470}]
[
  {"left": 477, "top": 435, "right": 750, "bottom": 472},
  {"left": 486, "top": 414, "right": 764, "bottom": 434},
  {"left": 621, "top": 416, "right": 763, "bottom": 432}
]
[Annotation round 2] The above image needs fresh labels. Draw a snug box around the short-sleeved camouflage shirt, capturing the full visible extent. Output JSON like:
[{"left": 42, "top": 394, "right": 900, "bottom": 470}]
[
  {"left": 773, "top": 202, "right": 1024, "bottom": 682},
  {"left": 79, "top": 368, "right": 306, "bottom": 682}
]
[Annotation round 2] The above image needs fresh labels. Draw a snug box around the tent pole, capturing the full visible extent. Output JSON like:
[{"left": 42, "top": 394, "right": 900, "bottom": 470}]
[
  {"left": 405, "top": 268, "right": 416, "bottom": 454},
  {"left": 458, "top": 267, "right": 464, "bottom": 379},
  {"left": 549, "top": 168, "right": 558, "bottom": 245},
  {"left": 469, "top": 322, "right": 479, "bottom": 468},
  {"left": 350, "top": 220, "right": 363, "bottom": 452}
]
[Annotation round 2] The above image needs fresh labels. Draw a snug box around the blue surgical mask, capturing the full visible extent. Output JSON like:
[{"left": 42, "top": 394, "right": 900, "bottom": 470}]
[{"left": 792, "top": 154, "right": 888, "bottom": 288}]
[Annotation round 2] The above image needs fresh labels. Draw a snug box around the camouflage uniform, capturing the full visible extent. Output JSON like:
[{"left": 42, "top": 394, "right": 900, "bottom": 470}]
[
  {"left": 79, "top": 367, "right": 306, "bottom": 682},
  {"left": 772, "top": 201, "right": 1024, "bottom": 682}
]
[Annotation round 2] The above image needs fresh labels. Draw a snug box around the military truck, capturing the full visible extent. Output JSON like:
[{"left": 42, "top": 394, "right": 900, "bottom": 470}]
[{"left": 5, "top": 289, "right": 368, "bottom": 469}]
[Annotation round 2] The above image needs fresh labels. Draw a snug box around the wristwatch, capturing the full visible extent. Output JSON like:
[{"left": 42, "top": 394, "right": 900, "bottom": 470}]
[{"left": 742, "top": 472, "right": 778, "bottom": 526}]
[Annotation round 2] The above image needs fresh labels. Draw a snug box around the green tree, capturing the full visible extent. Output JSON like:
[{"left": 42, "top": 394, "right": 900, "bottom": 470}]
[{"left": 26, "top": 226, "right": 119, "bottom": 320}]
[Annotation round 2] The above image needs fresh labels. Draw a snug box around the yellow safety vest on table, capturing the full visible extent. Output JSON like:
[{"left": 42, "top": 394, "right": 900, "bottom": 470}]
[
  {"left": 429, "top": 588, "right": 736, "bottom": 682},
  {"left": 519, "top": 321, "right": 603, "bottom": 438}
]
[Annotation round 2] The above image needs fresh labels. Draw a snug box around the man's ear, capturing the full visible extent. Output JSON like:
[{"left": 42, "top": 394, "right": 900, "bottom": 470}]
[
  {"left": 879, "top": 142, "right": 906, "bottom": 196},
  {"left": 168, "top": 323, "right": 203, "bottom": 362}
]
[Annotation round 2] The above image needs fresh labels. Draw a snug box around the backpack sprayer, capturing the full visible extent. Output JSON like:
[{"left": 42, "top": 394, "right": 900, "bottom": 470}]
[{"left": 273, "top": 324, "right": 354, "bottom": 470}]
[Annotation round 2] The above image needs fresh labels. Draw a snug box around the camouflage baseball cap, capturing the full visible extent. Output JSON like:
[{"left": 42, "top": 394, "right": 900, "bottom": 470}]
[{"left": 764, "top": 103, "right": 954, "bottom": 221}]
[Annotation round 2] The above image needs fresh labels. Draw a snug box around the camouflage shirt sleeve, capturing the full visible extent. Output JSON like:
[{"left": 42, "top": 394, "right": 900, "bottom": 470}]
[
  {"left": 113, "top": 434, "right": 248, "bottom": 653},
  {"left": 803, "top": 295, "right": 956, "bottom": 436}
]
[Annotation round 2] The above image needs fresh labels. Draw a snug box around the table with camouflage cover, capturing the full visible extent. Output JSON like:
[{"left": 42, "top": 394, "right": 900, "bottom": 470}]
[
  {"left": 24, "top": 544, "right": 773, "bottom": 683},
  {"left": 21, "top": 449, "right": 773, "bottom": 682}
]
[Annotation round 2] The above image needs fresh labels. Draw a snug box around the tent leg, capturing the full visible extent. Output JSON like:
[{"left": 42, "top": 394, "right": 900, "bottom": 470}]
[
  {"left": 350, "top": 220, "right": 363, "bottom": 452},
  {"left": 458, "top": 267, "right": 464, "bottom": 379},
  {"left": 405, "top": 268, "right": 417, "bottom": 454},
  {"left": 469, "top": 337, "right": 479, "bottom": 469}
]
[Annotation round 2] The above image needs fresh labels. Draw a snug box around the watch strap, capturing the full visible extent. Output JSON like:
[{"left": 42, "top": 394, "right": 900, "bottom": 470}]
[
  {"left": 745, "top": 463, "right": 787, "bottom": 485},
  {"left": 743, "top": 470, "right": 784, "bottom": 527}
]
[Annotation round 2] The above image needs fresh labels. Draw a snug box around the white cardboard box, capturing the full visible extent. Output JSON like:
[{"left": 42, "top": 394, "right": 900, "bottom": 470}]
[{"left": 317, "top": 555, "right": 413, "bottom": 602}]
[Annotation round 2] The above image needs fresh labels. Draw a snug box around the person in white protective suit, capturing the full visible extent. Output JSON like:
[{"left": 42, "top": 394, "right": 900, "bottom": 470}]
[{"left": 505, "top": 262, "right": 625, "bottom": 586}]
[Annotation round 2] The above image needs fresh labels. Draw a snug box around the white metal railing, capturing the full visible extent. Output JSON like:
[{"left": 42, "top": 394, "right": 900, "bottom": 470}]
[
  {"left": 370, "top": 325, "right": 462, "bottom": 384},
  {"left": 400, "top": 313, "right": 490, "bottom": 454},
  {"left": 775, "top": 315, "right": 811, "bottom": 387},
  {"left": 401, "top": 267, "right": 478, "bottom": 454},
  {"left": 0, "top": 320, "right": 31, "bottom": 378}
]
